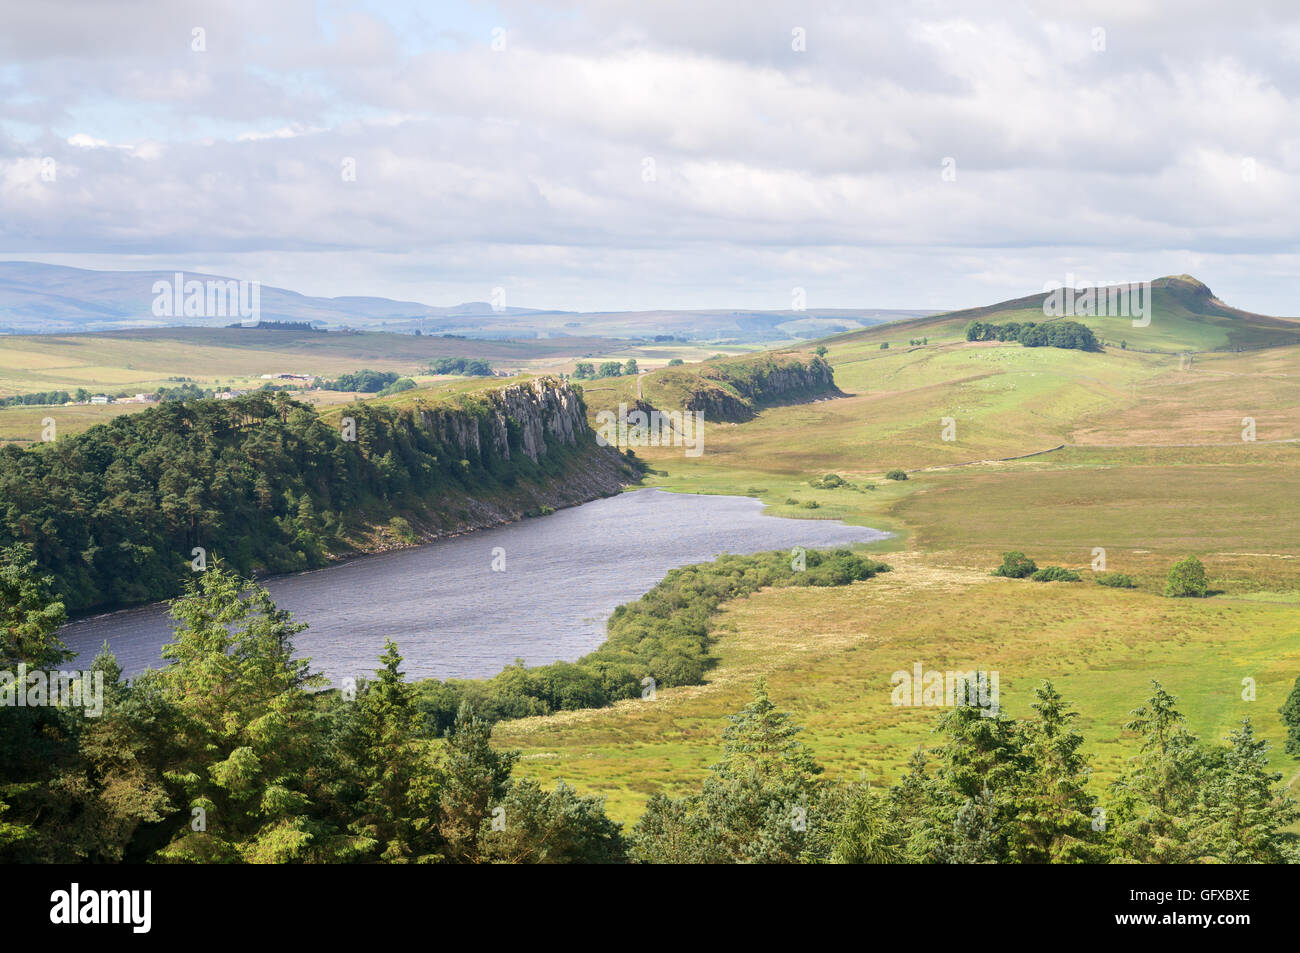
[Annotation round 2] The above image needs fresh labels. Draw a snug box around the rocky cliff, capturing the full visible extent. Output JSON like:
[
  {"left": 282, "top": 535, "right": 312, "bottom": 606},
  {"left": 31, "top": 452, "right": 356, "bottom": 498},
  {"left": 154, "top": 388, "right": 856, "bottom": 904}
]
[{"left": 675, "top": 354, "right": 841, "bottom": 422}]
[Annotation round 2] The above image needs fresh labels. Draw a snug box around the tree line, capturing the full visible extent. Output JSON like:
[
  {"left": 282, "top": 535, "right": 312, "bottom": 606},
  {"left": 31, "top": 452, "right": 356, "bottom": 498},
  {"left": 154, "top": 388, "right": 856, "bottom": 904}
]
[
  {"left": 965, "top": 320, "right": 1101, "bottom": 350},
  {"left": 2, "top": 548, "right": 1295, "bottom": 863},
  {"left": 0, "top": 391, "right": 588, "bottom": 612}
]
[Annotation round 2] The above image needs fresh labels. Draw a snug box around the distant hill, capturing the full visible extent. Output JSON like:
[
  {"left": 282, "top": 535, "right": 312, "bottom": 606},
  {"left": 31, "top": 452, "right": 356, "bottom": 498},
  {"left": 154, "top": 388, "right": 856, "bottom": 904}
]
[
  {"left": 828, "top": 275, "right": 1300, "bottom": 353},
  {"left": 0, "top": 261, "right": 931, "bottom": 342}
]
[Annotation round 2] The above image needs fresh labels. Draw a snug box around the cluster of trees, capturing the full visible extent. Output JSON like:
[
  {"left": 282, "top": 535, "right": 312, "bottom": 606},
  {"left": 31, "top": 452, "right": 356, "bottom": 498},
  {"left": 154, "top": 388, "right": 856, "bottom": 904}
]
[
  {"left": 633, "top": 678, "right": 1299, "bottom": 863},
  {"left": 0, "top": 390, "right": 585, "bottom": 612},
  {"left": 1, "top": 551, "right": 1296, "bottom": 863},
  {"left": 0, "top": 390, "right": 72, "bottom": 408},
  {"left": 0, "top": 556, "right": 621, "bottom": 863},
  {"left": 993, "top": 552, "right": 1210, "bottom": 596},
  {"left": 412, "top": 549, "right": 891, "bottom": 731},
  {"left": 964, "top": 320, "right": 1100, "bottom": 350},
  {"left": 427, "top": 358, "right": 493, "bottom": 377},
  {"left": 573, "top": 360, "right": 638, "bottom": 380},
  {"left": 321, "top": 370, "right": 401, "bottom": 392}
]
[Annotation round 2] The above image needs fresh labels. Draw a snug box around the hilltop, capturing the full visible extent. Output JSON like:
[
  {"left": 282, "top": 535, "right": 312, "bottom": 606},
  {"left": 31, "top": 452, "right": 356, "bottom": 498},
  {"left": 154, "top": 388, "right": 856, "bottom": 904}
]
[{"left": 831, "top": 275, "right": 1300, "bottom": 353}]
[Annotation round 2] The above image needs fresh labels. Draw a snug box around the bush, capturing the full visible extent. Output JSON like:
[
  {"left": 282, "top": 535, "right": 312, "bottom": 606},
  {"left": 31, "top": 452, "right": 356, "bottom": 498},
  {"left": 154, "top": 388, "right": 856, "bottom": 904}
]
[
  {"left": 1165, "top": 556, "right": 1208, "bottom": 597},
  {"left": 811, "top": 473, "right": 845, "bottom": 489},
  {"left": 387, "top": 516, "right": 417, "bottom": 543},
  {"left": 1095, "top": 571, "right": 1136, "bottom": 589},
  {"left": 885, "top": 470, "right": 908, "bottom": 481},
  {"left": 992, "top": 551, "right": 1037, "bottom": 579},
  {"left": 1031, "top": 566, "right": 1081, "bottom": 582}
]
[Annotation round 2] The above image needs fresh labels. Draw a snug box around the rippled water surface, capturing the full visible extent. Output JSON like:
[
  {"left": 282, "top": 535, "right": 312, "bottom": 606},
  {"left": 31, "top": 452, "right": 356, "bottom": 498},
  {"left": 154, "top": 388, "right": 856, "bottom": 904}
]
[{"left": 61, "top": 489, "right": 889, "bottom": 681}]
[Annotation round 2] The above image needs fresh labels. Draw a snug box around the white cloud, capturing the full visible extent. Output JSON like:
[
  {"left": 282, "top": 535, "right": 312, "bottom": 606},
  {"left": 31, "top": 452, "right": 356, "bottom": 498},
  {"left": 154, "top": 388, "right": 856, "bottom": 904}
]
[{"left": 1, "top": 0, "right": 1299, "bottom": 312}]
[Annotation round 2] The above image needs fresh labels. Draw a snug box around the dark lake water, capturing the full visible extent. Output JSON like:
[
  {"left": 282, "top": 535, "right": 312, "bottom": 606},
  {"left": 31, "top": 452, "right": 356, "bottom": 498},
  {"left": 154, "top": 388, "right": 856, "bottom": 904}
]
[{"left": 60, "top": 489, "right": 889, "bottom": 684}]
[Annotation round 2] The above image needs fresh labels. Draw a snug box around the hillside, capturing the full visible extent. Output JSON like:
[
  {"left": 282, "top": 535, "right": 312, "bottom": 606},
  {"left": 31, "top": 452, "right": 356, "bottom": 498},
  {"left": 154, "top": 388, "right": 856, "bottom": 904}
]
[
  {"left": 0, "top": 261, "right": 925, "bottom": 342},
  {"left": 0, "top": 377, "right": 634, "bottom": 613},
  {"left": 832, "top": 275, "right": 1300, "bottom": 353}
]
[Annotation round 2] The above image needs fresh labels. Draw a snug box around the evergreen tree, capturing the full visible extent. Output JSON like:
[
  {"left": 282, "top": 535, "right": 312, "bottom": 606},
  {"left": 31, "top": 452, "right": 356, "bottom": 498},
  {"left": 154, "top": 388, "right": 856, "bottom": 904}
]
[{"left": 1191, "top": 718, "right": 1299, "bottom": 863}]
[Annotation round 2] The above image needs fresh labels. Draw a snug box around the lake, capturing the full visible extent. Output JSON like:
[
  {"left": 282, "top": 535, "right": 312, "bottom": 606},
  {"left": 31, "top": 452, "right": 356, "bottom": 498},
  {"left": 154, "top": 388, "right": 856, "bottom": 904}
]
[{"left": 60, "top": 489, "right": 889, "bottom": 683}]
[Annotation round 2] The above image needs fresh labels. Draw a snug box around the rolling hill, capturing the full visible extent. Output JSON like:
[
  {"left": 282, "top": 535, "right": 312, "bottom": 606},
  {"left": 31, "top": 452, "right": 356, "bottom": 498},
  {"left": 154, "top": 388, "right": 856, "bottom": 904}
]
[
  {"left": 829, "top": 275, "right": 1300, "bottom": 353},
  {"left": 0, "top": 261, "right": 925, "bottom": 342}
]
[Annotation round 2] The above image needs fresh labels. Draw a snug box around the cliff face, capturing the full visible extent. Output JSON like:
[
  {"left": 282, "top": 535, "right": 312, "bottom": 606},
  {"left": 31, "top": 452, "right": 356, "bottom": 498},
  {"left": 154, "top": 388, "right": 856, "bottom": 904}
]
[
  {"left": 679, "top": 355, "right": 841, "bottom": 421},
  {"left": 418, "top": 377, "right": 589, "bottom": 463},
  {"left": 389, "top": 376, "right": 633, "bottom": 544}
]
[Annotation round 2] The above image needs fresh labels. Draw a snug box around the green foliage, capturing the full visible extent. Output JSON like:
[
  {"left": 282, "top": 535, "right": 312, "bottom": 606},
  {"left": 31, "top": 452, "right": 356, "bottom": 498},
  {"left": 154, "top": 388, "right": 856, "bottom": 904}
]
[
  {"left": 667, "top": 358, "right": 684, "bottom": 366},
  {"left": 322, "top": 369, "right": 400, "bottom": 392},
  {"left": 1030, "top": 566, "right": 1081, "bottom": 582},
  {"left": 810, "top": 473, "right": 845, "bottom": 489},
  {"left": 1280, "top": 677, "right": 1300, "bottom": 758},
  {"left": 1094, "top": 571, "right": 1136, "bottom": 588},
  {"left": 1164, "top": 555, "right": 1208, "bottom": 597},
  {"left": 0, "top": 390, "right": 71, "bottom": 407},
  {"left": 992, "top": 551, "right": 1037, "bottom": 578},
  {"left": 0, "top": 389, "right": 594, "bottom": 613},
  {"left": 413, "top": 550, "right": 890, "bottom": 733},
  {"left": 596, "top": 361, "right": 624, "bottom": 378},
  {"left": 573, "top": 362, "right": 595, "bottom": 379},
  {"left": 377, "top": 378, "right": 416, "bottom": 397},
  {"left": 428, "top": 358, "right": 492, "bottom": 376},
  {"left": 966, "top": 319, "right": 1100, "bottom": 350},
  {"left": 885, "top": 469, "right": 908, "bottom": 481}
]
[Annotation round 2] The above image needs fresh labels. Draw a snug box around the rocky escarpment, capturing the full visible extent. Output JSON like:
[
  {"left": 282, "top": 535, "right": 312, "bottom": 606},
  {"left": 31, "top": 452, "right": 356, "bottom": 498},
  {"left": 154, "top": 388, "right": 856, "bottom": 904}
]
[
  {"left": 417, "top": 376, "right": 590, "bottom": 464},
  {"left": 677, "top": 354, "right": 841, "bottom": 422},
  {"left": 383, "top": 376, "right": 634, "bottom": 545}
]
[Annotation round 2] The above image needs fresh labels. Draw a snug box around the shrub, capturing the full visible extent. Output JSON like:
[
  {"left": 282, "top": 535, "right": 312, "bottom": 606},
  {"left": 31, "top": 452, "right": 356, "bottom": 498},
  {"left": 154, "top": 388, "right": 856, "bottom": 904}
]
[
  {"left": 1165, "top": 556, "right": 1208, "bottom": 597},
  {"left": 1095, "top": 572, "right": 1136, "bottom": 589},
  {"left": 885, "top": 470, "right": 908, "bottom": 481},
  {"left": 387, "top": 516, "right": 417, "bottom": 543},
  {"left": 801, "top": 500, "right": 820, "bottom": 509},
  {"left": 993, "top": 551, "right": 1037, "bottom": 579},
  {"left": 1031, "top": 566, "right": 1081, "bottom": 582},
  {"left": 811, "top": 473, "right": 845, "bottom": 489}
]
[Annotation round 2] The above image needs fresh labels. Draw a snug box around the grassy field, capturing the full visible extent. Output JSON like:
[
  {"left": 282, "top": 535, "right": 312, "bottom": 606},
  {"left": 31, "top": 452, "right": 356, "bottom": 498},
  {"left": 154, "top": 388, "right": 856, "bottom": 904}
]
[
  {"left": 497, "top": 320, "right": 1300, "bottom": 824},
  {"left": 5, "top": 310, "right": 1297, "bottom": 829}
]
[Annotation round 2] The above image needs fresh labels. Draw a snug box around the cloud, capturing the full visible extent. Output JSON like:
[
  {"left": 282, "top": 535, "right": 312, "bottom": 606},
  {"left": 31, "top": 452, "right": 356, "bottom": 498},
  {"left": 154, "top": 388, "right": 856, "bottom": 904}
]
[{"left": 2, "top": 0, "right": 1300, "bottom": 313}]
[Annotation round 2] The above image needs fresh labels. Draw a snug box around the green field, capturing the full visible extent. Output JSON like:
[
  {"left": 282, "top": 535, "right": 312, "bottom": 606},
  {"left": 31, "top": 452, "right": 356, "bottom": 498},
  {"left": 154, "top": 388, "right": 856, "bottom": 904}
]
[
  {"left": 7, "top": 288, "right": 1299, "bottom": 830},
  {"left": 493, "top": 302, "right": 1300, "bottom": 824}
]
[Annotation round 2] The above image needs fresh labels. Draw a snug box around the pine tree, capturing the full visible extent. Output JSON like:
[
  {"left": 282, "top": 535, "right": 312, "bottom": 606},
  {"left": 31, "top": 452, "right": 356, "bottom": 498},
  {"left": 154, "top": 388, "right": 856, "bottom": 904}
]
[
  {"left": 438, "top": 703, "right": 517, "bottom": 863},
  {"left": 1108, "top": 681, "right": 1210, "bottom": 863},
  {"left": 1280, "top": 676, "right": 1300, "bottom": 757},
  {"left": 1191, "top": 718, "right": 1299, "bottom": 863},
  {"left": 1006, "top": 681, "right": 1106, "bottom": 863},
  {"left": 152, "top": 563, "right": 333, "bottom": 863}
]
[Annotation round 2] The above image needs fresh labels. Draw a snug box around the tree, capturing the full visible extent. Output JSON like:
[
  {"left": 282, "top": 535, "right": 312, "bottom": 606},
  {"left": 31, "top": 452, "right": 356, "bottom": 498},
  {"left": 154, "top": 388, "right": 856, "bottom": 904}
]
[
  {"left": 437, "top": 703, "right": 517, "bottom": 863},
  {"left": 1108, "top": 681, "right": 1208, "bottom": 863},
  {"left": 1005, "top": 682, "right": 1105, "bottom": 863},
  {"left": 0, "top": 543, "right": 70, "bottom": 669},
  {"left": 992, "top": 551, "right": 1037, "bottom": 578},
  {"left": 323, "top": 640, "right": 441, "bottom": 862},
  {"left": 623, "top": 359, "right": 638, "bottom": 375},
  {"left": 1164, "top": 555, "right": 1208, "bottom": 597},
  {"left": 573, "top": 362, "right": 594, "bottom": 378},
  {"left": 1280, "top": 676, "right": 1300, "bottom": 757},
  {"left": 151, "top": 563, "right": 335, "bottom": 863},
  {"left": 1191, "top": 719, "right": 1299, "bottom": 863},
  {"left": 630, "top": 679, "right": 825, "bottom": 864}
]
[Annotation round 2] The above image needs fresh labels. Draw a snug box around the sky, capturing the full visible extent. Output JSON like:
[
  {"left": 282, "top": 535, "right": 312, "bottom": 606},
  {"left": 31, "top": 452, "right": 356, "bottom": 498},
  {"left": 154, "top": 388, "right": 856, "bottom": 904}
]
[{"left": 3, "top": 0, "right": 1300, "bottom": 314}]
